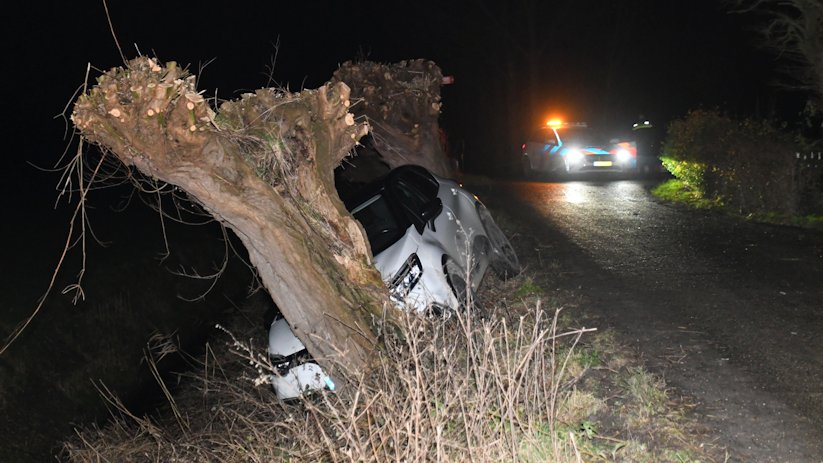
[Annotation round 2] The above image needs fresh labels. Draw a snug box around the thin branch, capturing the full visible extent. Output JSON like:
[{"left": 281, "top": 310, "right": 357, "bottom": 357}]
[
  {"left": 102, "top": 0, "right": 126, "bottom": 65},
  {"left": 1, "top": 142, "right": 107, "bottom": 355},
  {"left": 172, "top": 225, "right": 232, "bottom": 302}
]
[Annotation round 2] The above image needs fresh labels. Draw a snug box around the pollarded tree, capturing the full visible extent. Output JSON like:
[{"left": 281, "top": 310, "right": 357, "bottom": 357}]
[
  {"left": 333, "top": 60, "right": 457, "bottom": 179},
  {"left": 70, "top": 56, "right": 396, "bottom": 378}
]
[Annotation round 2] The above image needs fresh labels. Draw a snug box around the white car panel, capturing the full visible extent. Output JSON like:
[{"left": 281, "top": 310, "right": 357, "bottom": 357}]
[
  {"left": 267, "top": 165, "right": 517, "bottom": 400},
  {"left": 269, "top": 361, "right": 334, "bottom": 401}
]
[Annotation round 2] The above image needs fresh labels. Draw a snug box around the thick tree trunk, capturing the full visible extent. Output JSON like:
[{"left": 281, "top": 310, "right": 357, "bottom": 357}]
[
  {"left": 334, "top": 60, "right": 457, "bottom": 178},
  {"left": 72, "top": 57, "right": 393, "bottom": 376}
]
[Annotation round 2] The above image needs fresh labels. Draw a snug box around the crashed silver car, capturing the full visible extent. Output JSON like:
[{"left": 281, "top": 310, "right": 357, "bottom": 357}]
[{"left": 268, "top": 165, "right": 519, "bottom": 400}]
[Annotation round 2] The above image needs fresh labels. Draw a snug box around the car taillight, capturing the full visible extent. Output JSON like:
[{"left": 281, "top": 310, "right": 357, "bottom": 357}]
[{"left": 521, "top": 143, "right": 526, "bottom": 151}]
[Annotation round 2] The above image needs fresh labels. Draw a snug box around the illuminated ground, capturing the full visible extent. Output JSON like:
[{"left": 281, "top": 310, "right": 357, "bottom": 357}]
[{"left": 473, "top": 175, "right": 823, "bottom": 462}]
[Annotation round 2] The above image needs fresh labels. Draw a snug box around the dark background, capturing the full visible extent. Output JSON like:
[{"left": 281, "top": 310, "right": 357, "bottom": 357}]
[
  {"left": 2, "top": 0, "right": 804, "bottom": 200},
  {"left": 0, "top": 2, "right": 812, "bottom": 459}
]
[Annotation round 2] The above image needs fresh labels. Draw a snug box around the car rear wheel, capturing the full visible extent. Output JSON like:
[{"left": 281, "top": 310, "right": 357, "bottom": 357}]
[
  {"left": 476, "top": 204, "right": 520, "bottom": 279},
  {"left": 444, "top": 258, "right": 484, "bottom": 318}
]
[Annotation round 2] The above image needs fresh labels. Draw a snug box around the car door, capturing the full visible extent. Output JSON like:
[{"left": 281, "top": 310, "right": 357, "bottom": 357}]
[
  {"left": 392, "top": 166, "right": 478, "bottom": 274},
  {"left": 524, "top": 127, "right": 560, "bottom": 172}
]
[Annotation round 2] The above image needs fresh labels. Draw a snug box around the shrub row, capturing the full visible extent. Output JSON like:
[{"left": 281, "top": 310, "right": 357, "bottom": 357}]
[{"left": 661, "top": 109, "right": 823, "bottom": 217}]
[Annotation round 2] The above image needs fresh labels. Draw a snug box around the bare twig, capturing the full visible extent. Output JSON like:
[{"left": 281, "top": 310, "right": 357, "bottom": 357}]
[{"left": 102, "top": 0, "right": 126, "bottom": 65}]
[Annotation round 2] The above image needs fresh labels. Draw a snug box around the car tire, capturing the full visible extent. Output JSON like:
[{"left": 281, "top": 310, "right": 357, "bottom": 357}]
[
  {"left": 476, "top": 204, "right": 520, "bottom": 280},
  {"left": 444, "top": 258, "right": 485, "bottom": 318}
]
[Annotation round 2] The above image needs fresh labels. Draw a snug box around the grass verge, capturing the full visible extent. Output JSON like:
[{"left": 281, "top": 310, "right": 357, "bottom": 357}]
[
  {"left": 650, "top": 179, "right": 721, "bottom": 210},
  {"left": 652, "top": 178, "right": 823, "bottom": 230}
]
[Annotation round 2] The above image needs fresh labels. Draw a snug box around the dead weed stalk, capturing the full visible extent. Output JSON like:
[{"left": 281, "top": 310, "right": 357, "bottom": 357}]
[{"left": 64, "top": 302, "right": 595, "bottom": 462}]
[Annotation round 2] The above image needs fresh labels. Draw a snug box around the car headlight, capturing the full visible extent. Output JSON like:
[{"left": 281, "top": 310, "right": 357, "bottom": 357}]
[
  {"left": 388, "top": 253, "right": 423, "bottom": 304},
  {"left": 566, "top": 149, "right": 584, "bottom": 164},
  {"left": 616, "top": 149, "right": 631, "bottom": 163}
]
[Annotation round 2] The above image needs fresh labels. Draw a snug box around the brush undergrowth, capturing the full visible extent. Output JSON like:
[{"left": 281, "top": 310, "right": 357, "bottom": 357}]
[
  {"left": 0, "top": 206, "right": 252, "bottom": 462},
  {"left": 59, "top": 205, "right": 718, "bottom": 462},
  {"left": 659, "top": 109, "right": 823, "bottom": 220},
  {"left": 63, "top": 295, "right": 598, "bottom": 462},
  {"left": 61, "top": 277, "right": 716, "bottom": 462}
]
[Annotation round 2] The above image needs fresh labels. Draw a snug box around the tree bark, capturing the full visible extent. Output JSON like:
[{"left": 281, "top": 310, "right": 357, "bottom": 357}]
[
  {"left": 72, "top": 57, "right": 394, "bottom": 376},
  {"left": 333, "top": 60, "right": 457, "bottom": 178}
]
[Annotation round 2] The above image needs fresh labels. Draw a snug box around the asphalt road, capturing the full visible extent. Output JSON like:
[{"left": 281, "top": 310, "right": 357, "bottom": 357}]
[{"left": 476, "top": 176, "right": 823, "bottom": 462}]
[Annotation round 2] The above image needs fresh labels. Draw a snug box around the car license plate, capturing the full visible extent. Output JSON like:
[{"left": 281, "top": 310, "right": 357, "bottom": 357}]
[{"left": 593, "top": 161, "right": 613, "bottom": 167}]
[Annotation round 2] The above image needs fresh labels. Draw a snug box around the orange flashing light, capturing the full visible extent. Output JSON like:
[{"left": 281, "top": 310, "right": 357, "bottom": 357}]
[{"left": 546, "top": 119, "right": 563, "bottom": 128}]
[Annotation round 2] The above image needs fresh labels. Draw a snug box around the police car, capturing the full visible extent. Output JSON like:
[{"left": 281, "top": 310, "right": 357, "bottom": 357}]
[{"left": 521, "top": 121, "right": 637, "bottom": 177}]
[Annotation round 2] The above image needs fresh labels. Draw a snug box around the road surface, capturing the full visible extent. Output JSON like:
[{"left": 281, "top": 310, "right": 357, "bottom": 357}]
[{"left": 476, "top": 177, "right": 823, "bottom": 462}]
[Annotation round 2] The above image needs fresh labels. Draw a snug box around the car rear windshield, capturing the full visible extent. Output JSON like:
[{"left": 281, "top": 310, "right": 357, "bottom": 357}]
[{"left": 351, "top": 193, "right": 408, "bottom": 255}]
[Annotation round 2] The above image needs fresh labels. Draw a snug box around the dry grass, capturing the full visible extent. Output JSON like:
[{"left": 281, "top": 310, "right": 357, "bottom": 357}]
[
  {"left": 61, "top": 282, "right": 718, "bottom": 462},
  {"left": 59, "top": 205, "right": 721, "bottom": 462},
  {"left": 62, "top": 297, "right": 599, "bottom": 462}
]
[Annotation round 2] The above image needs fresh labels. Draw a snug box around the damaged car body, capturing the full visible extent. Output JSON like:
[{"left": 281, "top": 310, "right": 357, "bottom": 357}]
[{"left": 267, "top": 165, "right": 519, "bottom": 400}]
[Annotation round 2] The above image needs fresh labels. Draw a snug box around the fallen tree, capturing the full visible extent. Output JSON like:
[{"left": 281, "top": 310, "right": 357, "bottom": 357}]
[{"left": 71, "top": 56, "right": 394, "bottom": 376}]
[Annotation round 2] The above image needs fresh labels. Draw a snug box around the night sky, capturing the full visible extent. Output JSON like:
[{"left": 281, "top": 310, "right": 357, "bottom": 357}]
[{"left": 2, "top": 0, "right": 802, "bottom": 206}]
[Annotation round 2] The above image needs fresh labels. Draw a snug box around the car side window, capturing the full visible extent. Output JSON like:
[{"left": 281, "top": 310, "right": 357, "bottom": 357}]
[
  {"left": 350, "top": 194, "right": 406, "bottom": 254},
  {"left": 389, "top": 167, "right": 440, "bottom": 230},
  {"left": 395, "top": 178, "right": 432, "bottom": 216}
]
